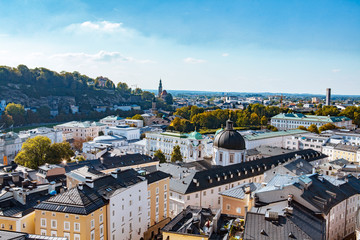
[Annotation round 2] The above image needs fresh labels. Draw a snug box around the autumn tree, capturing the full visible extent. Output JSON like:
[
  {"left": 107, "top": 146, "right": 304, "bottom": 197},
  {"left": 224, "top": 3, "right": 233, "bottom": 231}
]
[
  {"left": 319, "top": 123, "right": 337, "bottom": 132},
  {"left": 132, "top": 114, "right": 144, "bottom": 120},
  {"left": 171, "top": 145, "right": 183, "bottom": 162},
  {"left": 154, "top": 149, "right": 166, "bottom": 163},
  {"left": 260, "top": 116, "right": 268, "bottom": 126},
  {"left": 297, "top": 126, "right": 307, "bottom": 131},
  {"left": 307, "top": 124, "right": 319, "bottom": 134}
]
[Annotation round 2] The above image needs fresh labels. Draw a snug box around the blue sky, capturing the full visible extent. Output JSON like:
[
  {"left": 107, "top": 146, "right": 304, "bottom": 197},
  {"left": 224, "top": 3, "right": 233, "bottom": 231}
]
[{"left": 0, "top": 0, "right": 359, "bottom": 94}]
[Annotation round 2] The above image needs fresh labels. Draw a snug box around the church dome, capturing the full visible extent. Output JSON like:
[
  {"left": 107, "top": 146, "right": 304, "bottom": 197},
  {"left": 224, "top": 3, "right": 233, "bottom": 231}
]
[
  {"left": 214, "top": 120, "right": 246, "bottom": 150},
  {"left": 188, "top": 131, "right": 203, "bottom": 140},
  {"left": 215, "top": 128, "right": 224, "bottom": 136}
]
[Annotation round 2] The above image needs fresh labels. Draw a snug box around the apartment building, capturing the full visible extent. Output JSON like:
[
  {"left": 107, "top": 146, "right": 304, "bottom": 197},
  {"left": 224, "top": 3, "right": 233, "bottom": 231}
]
[
  {"left": 322, "top": 143, "right": 360, "bottom": 162},
  {"left": 54, "top": 121, "right": 106, "bottom": 141},
  {"left": 34, "top": 184, "right": 107, "bottom": 240},
  {"left": 285, "top": 132, "right": 328, "bottom": 151},
  {"left": 271, "top": 113, "right": 354, "bottom": 130},
  {"left": 159, "top": 149, "right": 326, "bottom": 218},
  {"left": 144, "top": 171, "right": 171, "bottom": 240},
  {"left": 146, "top": 131, "right": 209, "bottom": 162},
  {"left": 254, "top": 174, "right": 360, "bottom": 240}
]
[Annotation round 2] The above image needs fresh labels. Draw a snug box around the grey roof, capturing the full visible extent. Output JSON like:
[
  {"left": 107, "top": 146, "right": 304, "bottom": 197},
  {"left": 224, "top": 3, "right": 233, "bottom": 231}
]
[
  {"left": 220, "top": 182, "right": 261, "bottom": 199},
  {"left": 244, "top": 201, "right": 326, "bottom": 240},
  {"left": 0, "top": 230, "right": 26, "bottom": 240},
  {"left": 61, "top": 153, "right": 156, "bottom": 172},
  {"left": 34, "top": 185, "right": 106, "bottom": 215},
  {"left": 144, "top": 171, "right": 170, "bottom": 184},
  {"left": 283, "top": 158, "right": 313, "bottom": 176}
]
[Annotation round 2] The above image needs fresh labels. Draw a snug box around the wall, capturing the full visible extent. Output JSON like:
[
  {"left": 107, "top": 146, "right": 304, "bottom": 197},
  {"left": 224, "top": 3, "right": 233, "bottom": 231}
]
[{"left": 35, "top": 206, "right": 107, "bottom": 240}]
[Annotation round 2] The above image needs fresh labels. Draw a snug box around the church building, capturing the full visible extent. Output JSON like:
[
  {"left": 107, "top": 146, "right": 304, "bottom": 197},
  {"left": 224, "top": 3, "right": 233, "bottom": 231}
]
[{"left": 213, "top": 119, "right": 247, "bottom": 166}]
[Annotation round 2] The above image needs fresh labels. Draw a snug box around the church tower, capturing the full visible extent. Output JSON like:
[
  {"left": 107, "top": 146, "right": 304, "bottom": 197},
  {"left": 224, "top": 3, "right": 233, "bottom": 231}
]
[{"left": 158, "top": 79, "right": 163, "bottom": 97}]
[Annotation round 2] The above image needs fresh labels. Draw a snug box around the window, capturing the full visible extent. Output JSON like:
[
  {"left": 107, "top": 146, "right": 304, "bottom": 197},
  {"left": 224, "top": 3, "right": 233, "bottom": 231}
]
[
  {"left": 74, "top": 222, "right": 80, "bottom": 232},
  {"left": 129, "top": 200, "right": 132, "bottom": 206},
  {"left": 63, "top": 233, "right": 70, "bottom": 240},
  {"left": 139, "top": 195, "right": 141, "bottom": 201},
  {"left": 130, "top": 211, "right": 132, "bottom": 217},
  {"left": 187, "top": 195, "right": 190, "bottom": 200},
  {"left": 148, "top": 190, "right": 150, "bottom": 197},
  {"left": 122, "top": 216, "right": 124, "bottom": 222},
  {"left": 74, "top": 234, "right": 80, "bottom": 240},
  {"left": 156, "top": 187, "right": 159, "bottom": 194},
  {"left": 164, "top": 184, "right": 167, "bottom": 191},
  {"left": 203, "top": 191, "right": 206, "bottom": 196},
  {"left": 51, "top": 219, "right": 57, "bottom": 229},
  {"left": 91, "top": 219, "right": 95, "bottom": 229},
  {"left": 226, "top": 204, "right": 231, "bottom": 210},
  {"left": 156, "top": 196, "right": 159, "bottom": 203},
  {"left": 41, "top": 229, "right": 47, "bottom": 236},
  {"left": 99, "top": 214, "right": 103, "bottom": 223},
  {"left": 220, "top": 153, "right": 223, "bottom": 162},
  {"left": 90, "top": 230, "right": 95, "bottom": 240},
  {"left": 164, "top": 192, "right": 167, "bottom": 200},
  {"left": 64, "top": 222, "right": 70, "bottom": 231},
  {"left": 195, "top": 193, "right": 199, "bottom": 198},
  {"left": 41, "top": 218, "right": 46, "bottom": 227},
  {"left": 236, "top": 208, "right": 242, "bottom": 214},
  {"left": 230, "top": 154, "right": 234, "bottom": 163},
  {"left": 51, "top": 231, "right": 57, "bottom": 237}
]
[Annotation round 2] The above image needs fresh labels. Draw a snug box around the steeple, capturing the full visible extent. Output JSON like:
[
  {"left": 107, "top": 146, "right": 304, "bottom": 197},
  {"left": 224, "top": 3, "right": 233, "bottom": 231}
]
[{"left": 158, "top": 79, "right": 163, "bottom": 97}]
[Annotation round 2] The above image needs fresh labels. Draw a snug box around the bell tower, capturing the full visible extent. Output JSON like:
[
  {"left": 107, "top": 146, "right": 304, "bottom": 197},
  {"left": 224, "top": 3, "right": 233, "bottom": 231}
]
[{"left": 158, "top": 79, "right": 163, "bottom": 97}]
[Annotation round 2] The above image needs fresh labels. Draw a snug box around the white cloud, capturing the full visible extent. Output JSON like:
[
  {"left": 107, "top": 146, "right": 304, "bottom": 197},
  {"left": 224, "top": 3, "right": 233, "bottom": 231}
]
[
  {"left": 50, "top": 50, "right": 154, "bottom": 64},
  {"left": 331, "top": 69, "right": 341, "bottom": 73},
  {"left": 65, "top": 21, "right": 136, "bottom": 36},
  {"left": 222, "top": 53, "right": 229, "bottom": 57},
  {"left": 183, "top": 57, "right": 206, "bottom": 64}
]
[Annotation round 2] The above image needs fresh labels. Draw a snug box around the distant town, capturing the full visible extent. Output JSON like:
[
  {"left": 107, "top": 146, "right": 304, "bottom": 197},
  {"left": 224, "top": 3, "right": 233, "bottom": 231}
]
[{"left": 1, "top": 72, "right": 360, "bottom": 240}]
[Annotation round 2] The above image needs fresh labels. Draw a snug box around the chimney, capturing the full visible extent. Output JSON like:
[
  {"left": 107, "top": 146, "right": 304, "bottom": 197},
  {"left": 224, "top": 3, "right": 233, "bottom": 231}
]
[
  {"left": 111, "top": 169, "right": 121, "bottom": 179},
  {"left": 11, "top": 172, "right": 20, "bottom": 183},
  {"left": 78, "top": 182, "right": 84, "bottom": 190},
  {"left": 86, "top": 179, "right": 94, "bottom": 188},
  {"left": 0, "top": 174, "right": 6, "bottom": 185}
]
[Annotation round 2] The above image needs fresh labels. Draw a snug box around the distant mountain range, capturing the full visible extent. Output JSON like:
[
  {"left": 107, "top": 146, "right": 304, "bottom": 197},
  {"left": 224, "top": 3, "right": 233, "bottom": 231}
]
[{"left": 145, "top": 89, "right": 360, "bottom": 99}]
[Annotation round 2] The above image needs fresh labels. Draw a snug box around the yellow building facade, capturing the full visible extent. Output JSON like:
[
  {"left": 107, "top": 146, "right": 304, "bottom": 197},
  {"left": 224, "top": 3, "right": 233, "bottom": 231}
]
[
  {"left": 34, "top": 185, "right": 107, "bottom": 240},
  {"left": 144, "top": 171, "right": 171, "bottom": 240},
  {"left": 0, "top": 212, "right": 35, "bottom": 234}
]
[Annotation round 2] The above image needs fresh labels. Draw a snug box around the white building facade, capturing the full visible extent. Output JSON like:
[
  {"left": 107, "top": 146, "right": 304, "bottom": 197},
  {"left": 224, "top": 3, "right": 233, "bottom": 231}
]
[
  {"left": 145, "top": 131, "right": 208, "bottom": 162},
  {"left": 271, "top": 113, "right": 354, "bottom": 130}
]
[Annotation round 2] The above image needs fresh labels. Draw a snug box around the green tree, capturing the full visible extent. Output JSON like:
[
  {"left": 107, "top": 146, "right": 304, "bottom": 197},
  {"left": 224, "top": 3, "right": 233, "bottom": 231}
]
[
  {"left": 132, "top": 114, "right": 144, "bottom": 120},
  {"left": 315, "top": 106, "right": 340, "bottom": 116},
  {"left": 5, "top": 103, "right": 25, "bottom": 126},
  {"left": 307, "top": 124, "right": 319, "bottom": 134},
  {"left": 171, "top": 145, "right": 183, "bottom": 162},
  {"left": 15, "top": 136, "right": 74, "bottom": 169},
  {"left": 154, "top": 149, "right": 166, "bottom": 163},
  {"left": 141, "top": 91, "right": 155, "bottom": 101},
  {"left": 47, "top": 142, "right": 74, "bottom": 163},
  {"left": 15, "top": 136, "right": 52, "bottom": 169},
  {"left": 165, "top": 93, "right": 173, "bottom": 105},
  {"left": 0, "top": 113, "right": 14, "bottom": 128}
]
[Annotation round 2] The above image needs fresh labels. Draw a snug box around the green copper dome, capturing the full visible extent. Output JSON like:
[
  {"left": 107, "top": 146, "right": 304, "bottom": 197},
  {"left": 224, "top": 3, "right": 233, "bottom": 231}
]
[{"left": 188, "top": 131, "right": 203, "bottom": 140}]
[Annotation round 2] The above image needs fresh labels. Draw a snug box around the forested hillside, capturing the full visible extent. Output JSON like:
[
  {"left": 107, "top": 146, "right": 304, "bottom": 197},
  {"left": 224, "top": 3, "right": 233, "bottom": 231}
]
[{"left": 0, "top": 65, "right": 145, "bottom": 107}]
